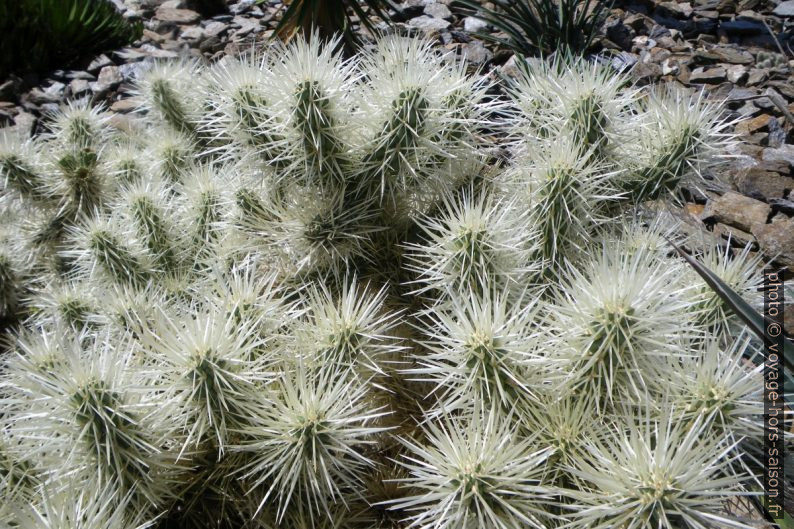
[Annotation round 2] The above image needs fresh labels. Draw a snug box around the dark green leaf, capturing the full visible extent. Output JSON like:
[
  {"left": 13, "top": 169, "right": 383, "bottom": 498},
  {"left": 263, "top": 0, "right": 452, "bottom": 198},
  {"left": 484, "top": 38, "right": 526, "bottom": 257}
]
[{"left": 451, "top": 0, "right": 612, "bottom": 57}]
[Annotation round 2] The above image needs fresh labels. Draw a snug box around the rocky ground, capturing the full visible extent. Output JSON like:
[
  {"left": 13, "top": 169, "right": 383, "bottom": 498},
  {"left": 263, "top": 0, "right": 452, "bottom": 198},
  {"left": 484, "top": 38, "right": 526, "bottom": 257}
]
[{"left": 0, "top": 0, "right": 792, "bottom": 334}]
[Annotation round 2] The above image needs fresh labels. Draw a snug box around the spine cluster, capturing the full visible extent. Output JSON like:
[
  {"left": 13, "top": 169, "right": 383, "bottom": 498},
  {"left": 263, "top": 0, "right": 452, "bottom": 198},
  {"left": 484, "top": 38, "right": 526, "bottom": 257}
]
[{"left": 0, "top": 35, "right": 775, "bottom": 529}]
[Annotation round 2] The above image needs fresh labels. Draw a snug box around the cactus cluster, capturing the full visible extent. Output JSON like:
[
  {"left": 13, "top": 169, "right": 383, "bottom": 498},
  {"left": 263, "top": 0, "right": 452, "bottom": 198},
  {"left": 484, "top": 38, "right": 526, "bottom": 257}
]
[{"left": 0, "top": 35, "right": 779, "bottom": 529}]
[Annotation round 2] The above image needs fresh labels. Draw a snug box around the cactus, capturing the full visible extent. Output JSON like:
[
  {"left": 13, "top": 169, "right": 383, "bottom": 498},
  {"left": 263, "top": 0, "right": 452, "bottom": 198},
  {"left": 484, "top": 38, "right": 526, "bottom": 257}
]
[
  {"left": 0, "top": 35, "right": 779, "bottom": 529},
  {"left": 756, "top": 51, "right": 787, "bottom": 70}
]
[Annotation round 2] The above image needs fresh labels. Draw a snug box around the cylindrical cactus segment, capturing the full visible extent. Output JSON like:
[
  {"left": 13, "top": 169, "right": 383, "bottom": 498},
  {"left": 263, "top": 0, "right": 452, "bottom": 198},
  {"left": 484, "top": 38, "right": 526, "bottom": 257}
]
[
  {"left": 362, "top": 87, "right": 430, "bottom": 196},
  {"left": 70, "top": 379, "right": 152, "bottom": 490},
  {"left": 56, "top": 147, "right": 104, "bottom": 216},
  {"left": 151, "top": 78, "right": 197, "bottom": 137},
  {"left": 628, "top": 124, "right": 702, "bottom": 201},
  {"left": 292, "top": 80, "right": 347, "bottom": 186},
  {"left": 569, "top": 91, "right": 608, "bottom": 153},
  {"left": 87, "top": 227, "right": 149, "bottom": 289},
  {"left": 130, "top": 195, "right": 177, "bottom": 273},
  {"left": 0, "top": 253, "right": 19, "bottom": 318},
  {"left": 0, "top": 153, "right": 45, "bottom": 200}
]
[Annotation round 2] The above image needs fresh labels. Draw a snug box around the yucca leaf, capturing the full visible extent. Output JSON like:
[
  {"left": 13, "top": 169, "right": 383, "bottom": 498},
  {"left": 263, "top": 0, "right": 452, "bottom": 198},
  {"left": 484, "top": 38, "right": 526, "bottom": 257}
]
[
  {"left": 668, "top": 237, "right": 794, "bottom": 401},
  {"left": 452, "top": 0, "right": 612, "bottom": 57},
  {"left": 1, "top": 0, "right": 141, "bottom": 78}
]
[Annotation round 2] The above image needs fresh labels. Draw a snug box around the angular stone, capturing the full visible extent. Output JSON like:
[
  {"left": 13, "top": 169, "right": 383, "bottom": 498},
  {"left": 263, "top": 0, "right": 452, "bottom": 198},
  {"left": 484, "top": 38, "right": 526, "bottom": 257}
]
[
  {"left": 132, "top": 44, "right": 180, "bottom": 59},
  {"left": 27, "top": 83, "right": 64, "bottom": 105},
  {"left": 762, "top": 146, "right": 794, "bottom": 169},
  {"left": 200, "top": 35, "right": 224, "bottom": 54},
  {"left": 180, "top": 26, "right": 205, "bottom": 41},
  {"left": 661, "top": 57, "right": 680, "bottom": 75},
  {"left": 753, "top": 96, "right": 774, "bottom": 110},
  {"left": 203, "top": 20, "right": 228, "bottom": 37},
  {"left": 461, "top": 40, "right": 492, "bottom": 65},
  {"left": 746, "top": 68, "right": 768, "bottom": 85},
  {"left": 676, "top": 63, "right": 692, "bottom": 83},
  {"left": 624, "top": 12, "right": 654, "bottom": 32},
  {"left": 710, "top": 45, "right": 754, "bottom": 64},
  {"left": 695, "top": 33, "right": 717, "bottom": 45},
  {"left": 463, "top": 16, "right": 488, "bottom": 33},
  {"left": 232, "top": 16, "right": 261, "bottom": 36},
  {"left": 611, "top": 51, "right": 638, "bottom": 71},
  {"left": 229, "top": 0, "right": 256, "bottom": 15},
  {"left": 95, "top": 65, "right": 123, "bottom": 92},
  {"left": 408, "top": 15, "right": 450, "bottom": 33},
  {"left": 772, "top": 1, "right": 794, "bottom": 16},
  {"left": 767, "top": 80, "right": 794, "bottom": 99},
  {"left": 746, "top": 132, "right": 768, "bottom": 145},
  {"left": 658, "top": 1, "right": 694, "bottom": 17},
  {"left": 143, "top": 28, "right": 168, "bottom": 43},
  {"left": 650, "top": 47, "right": 672, "bottom": 62},
  {"left": 736, "top": 169, "right": 794, "bottom": 201},
  {"left": 86, "top": 54, "right": 113, "bottom": 73},
  {"left": 110, "top": 99, "right": 138, "bottom": 113},
  {"left": 424, "top": 3, "right": 451, "bottom": 19},
  {"left": 689, "top": 66, "right": 726, "bottom": 83},
  {"left": 726, "top": 87, "right": 759, "bottom": 101},
  {"left": 739, "top": 143, "right": 763, "bottom": 159},
  {"left": 735, "top": 100, "right": 758, "bottom": 117},
  {"left": 703, "top": 191, "right": 771, "bottom": 231},
  {"left": 706, "top": 82, "right": 734, "bottom": 100},
  {"left": 693, "top": 48, "right": 720, "bottom": 62},
  {"left": 713, "top": 223, "right": 755, "bottom": 248},
  {"left": 65, "top": 70, "right": 94, "bottom": 81},
  {"left": 725, "top": 64, "right": 747, "bottom": 83},
  {"left": 694, "top": 9, "right": 719, "bottom": 19},
  {"left": 155, "top": 7, "right": 201, "bottom": 24},
  {"left": 752, "top": 218, "right": 794, "bottom": 269},
  {"left": 736, "top": 114, "right": 771, "bottom": 135},
  {"left": 161, "top": 0, "right": 186, "bottom": 8},
  {"left": 12, "top": 111, "right": 36, "bottom": 137},
  {"left": 632, "top": 61, "right": 662, "bottom": 83},
  {"left": 768, "top": 117, "right": 786, "bottom": 149},
  {"left": 69, "top": 79, "right": 91, "bottom": 97},
  {"left": 632, "top": 35, "right": 656, "bottom": 50}
]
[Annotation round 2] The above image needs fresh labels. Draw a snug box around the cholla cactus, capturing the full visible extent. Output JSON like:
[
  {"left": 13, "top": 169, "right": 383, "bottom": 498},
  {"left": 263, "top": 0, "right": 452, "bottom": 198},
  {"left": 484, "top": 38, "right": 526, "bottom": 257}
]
[
  {"left": 0, "top": 33, "right": 775, "bottom": 529},
  {"left": 406, "top": 190, "right": 538, "bottom": 297},
  {"left": 547, "top": 243, "right": 697, "bottom": 407},
  {"left": 683, "top": 242, "right": 765, "bottom": 333},
  {"left": 134, "top": 60, "right": 203, "bottom": 138},
  {"left": 13, "top": 486, "right": 151, "bottom": 529},
  {"left": 0, "top": 130, "right": 46, "bottom": 202},
  {"left": 388, "top": 409, "right": 556, "bottom": 529},
  {"left": 661, "top": 335, "right": 765, "bottom": 442},
  {"left": 294, "top": 279, "right": 400, "bottom": 375},
  {"left": 621, "top": 87, "right": 737, "bottom": 201},
  {"left": 410, "top": 288, "right": 548, "bottom": 414},
  {"left": 509, "top": 57, "right": 636, "bottom": 156},
  {"left": 138, "top": 303, "right": 272, "bottom": 456},
  {"left": 235, "top": 365, "right": 386, "bottom": 523},
  {"left": 565, "top": 411, "right": 749, "bottom": 529},
  {"left": 2, "top": 330, "right": 179, "bottom": 515}
]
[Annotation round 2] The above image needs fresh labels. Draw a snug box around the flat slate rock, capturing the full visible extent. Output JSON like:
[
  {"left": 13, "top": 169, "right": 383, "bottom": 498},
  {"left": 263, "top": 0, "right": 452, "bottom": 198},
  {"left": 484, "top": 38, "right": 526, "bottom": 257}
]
[
  {"left": 155, "top": 7, "right": 201, "bottom": 24},
  {"left": 772, "top": 1, "right": 794, "bottom": 16}
]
